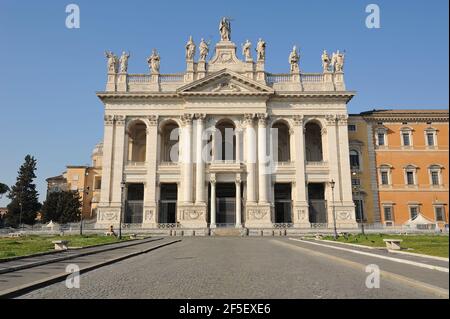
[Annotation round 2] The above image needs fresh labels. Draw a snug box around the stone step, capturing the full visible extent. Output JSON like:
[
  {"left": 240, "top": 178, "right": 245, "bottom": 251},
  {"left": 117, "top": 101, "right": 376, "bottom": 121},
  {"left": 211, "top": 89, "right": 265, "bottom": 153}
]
[{"left": 212, "top": 228, "right": 243, "bottom": 237}]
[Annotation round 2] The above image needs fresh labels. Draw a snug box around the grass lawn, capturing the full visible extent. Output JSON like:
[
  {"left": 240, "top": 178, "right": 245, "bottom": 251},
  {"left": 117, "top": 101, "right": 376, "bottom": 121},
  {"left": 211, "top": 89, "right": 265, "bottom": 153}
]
[
  {"left": 0, "top": 234, "right": 131, "bottom": 260},
  {"left": 322, "top": 234, "right": 449, "bottom": 258}
]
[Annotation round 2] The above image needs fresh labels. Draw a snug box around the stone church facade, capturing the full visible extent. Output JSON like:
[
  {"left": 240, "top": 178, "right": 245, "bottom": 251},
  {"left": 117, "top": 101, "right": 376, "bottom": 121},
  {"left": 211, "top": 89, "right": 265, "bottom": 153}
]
[{"left": 95, "top": 19, "right": 357, "bottom": 234}]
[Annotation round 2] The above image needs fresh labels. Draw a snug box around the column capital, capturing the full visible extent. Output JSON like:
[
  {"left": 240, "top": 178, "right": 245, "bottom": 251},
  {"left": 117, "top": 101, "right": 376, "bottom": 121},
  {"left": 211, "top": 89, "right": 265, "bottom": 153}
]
[
  {"left": 235, "top": 174, "right": 242, "bottom": 185},
  {"left": 336, "top": 114, "right": 348, "bottom": 125},
  {"left": 104, "top": 115, "right": 115, "bottom": 126},
  {"left": 181, "top": 113, "right": 194, "bottom": 126},
  {"left": 210, "top": 173, "right": 216, "bottom": 185},
  {"left": 292, "top": 115, "right": 304, "bottom": 126},
  {"left": 243, "top": 113, "right": 255, "bottom": 127},
  {"left": 194, "top": 113, "right": 206, "bottom": 121},
  {"left": 325, "top": 114, "right": 337, "bottom": 125},
  {"left": 257, "top": 113, "right": 268, "bottom": 127},
  {"left": 147, "top": 115, "right": 158, "bottom": 126},
  {"left": 114, "top": 115, "right": 126, "bottom": 125}
]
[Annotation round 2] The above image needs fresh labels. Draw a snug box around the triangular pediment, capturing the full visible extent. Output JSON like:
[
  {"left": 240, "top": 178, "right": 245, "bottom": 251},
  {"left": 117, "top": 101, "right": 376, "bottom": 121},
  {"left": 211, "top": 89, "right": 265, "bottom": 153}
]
[{"left": 177, "top": 69, "right": 274, "bottom": 95}]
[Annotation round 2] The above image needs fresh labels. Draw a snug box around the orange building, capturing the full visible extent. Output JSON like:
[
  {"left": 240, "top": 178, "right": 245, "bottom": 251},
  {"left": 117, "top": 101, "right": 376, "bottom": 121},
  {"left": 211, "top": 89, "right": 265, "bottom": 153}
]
[
  {"left": 46, "top": 142, "right": 103, "bottom": 219},
  {"left": 362, "top": 110, "right": 449, "bottom": 228}
]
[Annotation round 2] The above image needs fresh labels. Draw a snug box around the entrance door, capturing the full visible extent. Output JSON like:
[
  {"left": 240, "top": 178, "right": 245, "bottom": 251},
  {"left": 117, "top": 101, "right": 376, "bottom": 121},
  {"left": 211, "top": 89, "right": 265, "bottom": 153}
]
[
  {"left": 216, "top": 183, "right": 235, "bottom": 227},
  {"left": 274, "top": 183, "right": 292, "bottom": 223},
  {"left": 159, "top": 183, "right": 177, "bottom": 224},
  {"left": 125, "top": 183, "right": 144, "bottom": 223},
  {"left": 308, "top": 183, "right": 327, "bottom": 223}
]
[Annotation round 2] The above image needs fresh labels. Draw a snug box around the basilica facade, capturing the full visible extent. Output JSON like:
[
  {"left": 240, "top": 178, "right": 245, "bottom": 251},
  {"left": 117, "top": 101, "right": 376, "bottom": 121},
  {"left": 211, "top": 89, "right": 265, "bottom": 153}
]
[{"left": 95, "top": 19, "right": 358, "bottom": 234}]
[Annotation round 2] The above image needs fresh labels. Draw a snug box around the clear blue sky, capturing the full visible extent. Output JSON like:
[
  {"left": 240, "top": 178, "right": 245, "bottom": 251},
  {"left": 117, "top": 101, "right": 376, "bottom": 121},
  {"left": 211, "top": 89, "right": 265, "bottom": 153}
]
[{"left": 0, "top": 0, "right": 448, "bottom": 205}]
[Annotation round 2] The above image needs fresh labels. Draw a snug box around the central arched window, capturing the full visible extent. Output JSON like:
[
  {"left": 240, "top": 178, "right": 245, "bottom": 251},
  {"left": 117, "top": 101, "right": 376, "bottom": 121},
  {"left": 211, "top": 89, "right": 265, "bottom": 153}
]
[
  {"left": 305, "top": 122, "right": 323, "bottom": 162},
  {"left": 127, "top": 121, "right": 147, "bottom": 163},
  {"left": 272, "top": 121, "right": 291, "bottom": 162},
  {"left": 215, "top": 119, "right": 236, "bottom": 161}
]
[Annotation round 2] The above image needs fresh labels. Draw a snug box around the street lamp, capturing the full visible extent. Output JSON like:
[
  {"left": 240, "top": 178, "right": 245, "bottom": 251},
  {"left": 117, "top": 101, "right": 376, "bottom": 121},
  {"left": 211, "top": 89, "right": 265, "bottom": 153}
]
[
  {"left": 119, "top": 180, "right": 126, "bottom": 240},
  {"left": 352, "top": 169, "right": 365, "bottom": 235},
  {"left": 330, "top": 179, "right": 338, "bottom": 240},
  {"left": 80, "top": 186, "right": 90, "bottom": 236},
  {"left": 18, "top": 201, "right": 23, "bottom": 231}
]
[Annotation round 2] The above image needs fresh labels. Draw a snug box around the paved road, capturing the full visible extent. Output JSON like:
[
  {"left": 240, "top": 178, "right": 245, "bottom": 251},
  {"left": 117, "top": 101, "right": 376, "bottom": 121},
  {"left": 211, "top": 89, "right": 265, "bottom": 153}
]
[
  {"left": 0, "top": 238, "right": 178, "bottom": 297},
  {"left": 19, "top": 237, "right": 448, "bottom": 299}
]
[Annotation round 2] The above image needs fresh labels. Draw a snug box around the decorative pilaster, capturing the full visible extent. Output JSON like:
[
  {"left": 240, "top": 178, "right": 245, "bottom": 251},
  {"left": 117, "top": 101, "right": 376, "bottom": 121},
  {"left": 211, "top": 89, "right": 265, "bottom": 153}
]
[
  {"left": 111, "top": 115, "right": 126, "bottom": 205},
  {"left": 235, "top": 174, "right": 242, "bottom": 228},
  {"left": 143, "top": 115, "right": 158, "bottom": 228},
  {"left": 195, "top": 113, "right": 206, "bottom": 204},
  {"left": 178, "top": 114, "right": 207, "bottom": 229},
  {"left": 243, "top": 114, "right": 256, "bottom": 203},
  {"left": 292, "top": 115, "right": 310, "bottom": 228},
  {"left": 257, "top": 113, "right": 269, "bottom": 204},
  {"left": 210, "top": 174, "right": 217, "bottom": 228},
  {"left": 245, "top": 113, "right": 272, "bottom": 228},
  {"left": 117, "top": 72, "right": 127, "bottom": 92},
  {"left": 336, "top": 114, "right": 357, "bottom": 228},
  {"left": 180, "top": 113, "right": 194, "bottom": 203},
  {"left": 235, "top": 125, "right": 243, "bottom": 164}
]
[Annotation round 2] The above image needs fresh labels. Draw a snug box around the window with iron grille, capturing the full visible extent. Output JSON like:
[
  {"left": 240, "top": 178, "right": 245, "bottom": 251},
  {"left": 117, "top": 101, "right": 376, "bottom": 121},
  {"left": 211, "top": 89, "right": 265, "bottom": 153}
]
[
  {"left": 409, "top": 206, "right": 419, "bottom": 220},
  {"left": 381, "top": 171, "right": 389, "bottom": 185},
  {"left": 377, "top": 133, "right": 385, "bottom": 146},
  {"left": 435, "top": 206, "right": 445, "bottom": 222},
  {"left": 406, "top": 171, "right": 415, "bottom": 185},
  {"left": 427, "top": 132, "right": 435, "bottom": 146},
  {"left": 384, "top": 206, "right": 393, "bottom": 221},
  {"left": 402, "top": 132, "right": 411, "bottom": 146}
]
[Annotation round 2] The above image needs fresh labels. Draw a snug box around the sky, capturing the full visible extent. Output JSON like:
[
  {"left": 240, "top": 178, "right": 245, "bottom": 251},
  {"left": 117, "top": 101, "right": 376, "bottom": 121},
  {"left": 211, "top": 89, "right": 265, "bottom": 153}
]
[{"left": 0, "top": 0, "right": 448, "bottom": 205}]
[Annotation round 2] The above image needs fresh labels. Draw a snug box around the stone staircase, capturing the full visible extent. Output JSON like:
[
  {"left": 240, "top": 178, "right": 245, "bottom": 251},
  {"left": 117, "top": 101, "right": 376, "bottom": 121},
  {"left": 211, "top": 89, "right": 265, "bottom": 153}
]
[{"left": 212, "top": 228, "right": 245, "bottom": 237}]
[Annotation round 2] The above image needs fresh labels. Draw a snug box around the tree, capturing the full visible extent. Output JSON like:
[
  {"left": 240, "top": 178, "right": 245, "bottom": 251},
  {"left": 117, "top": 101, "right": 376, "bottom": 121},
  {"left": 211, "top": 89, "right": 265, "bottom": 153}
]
[
  {"left": 0, "top": 183, "right": 9, "bottom": 199},
  {"left": 6, "top": 155, "right": 42, "bottom": 227},
  {"left": 41, "top": 191, "right": 82, "bottom": 224}
]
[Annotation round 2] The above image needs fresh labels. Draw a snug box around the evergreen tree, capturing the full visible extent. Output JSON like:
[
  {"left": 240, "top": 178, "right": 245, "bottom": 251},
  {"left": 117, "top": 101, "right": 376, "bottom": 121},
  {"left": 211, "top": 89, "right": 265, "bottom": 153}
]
[
  {"left": 41, "top": 191, "right": 82, "bottom": 224},
  {"left": 6, "top": 155, "right": 41, "bottom": 227},
  {"left": 0, "top": 183, "right": 9, "bottom": 198}
]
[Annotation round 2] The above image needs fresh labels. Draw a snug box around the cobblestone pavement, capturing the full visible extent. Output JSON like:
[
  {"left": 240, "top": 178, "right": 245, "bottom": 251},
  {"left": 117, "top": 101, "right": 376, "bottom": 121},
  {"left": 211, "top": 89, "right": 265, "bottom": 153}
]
[{"left": 20, "top": 237, "right": 446, "bottom": 299}]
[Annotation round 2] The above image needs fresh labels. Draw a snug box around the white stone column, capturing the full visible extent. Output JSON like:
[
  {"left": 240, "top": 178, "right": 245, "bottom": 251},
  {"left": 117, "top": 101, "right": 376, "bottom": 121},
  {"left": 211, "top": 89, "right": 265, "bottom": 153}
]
[
  {"left": 99, "top": 115, "right": 114, "bottom": 205},
  {"left": 336, "top": 114, "right": 357, "bottom": 228},
  {"left": 257, "top": 113, "right": 269, "bottom": 204},
  {"left": 337, "top": 115, "right": 353, "bottom": 203},
  {"left": 210, "top": 174, "right": 216, "bottom": 228},
  {"left": 180, "top": 114, "right": 194, "bottom": 203},
  {"left": 195, "top": 114, "right": 206, "bottom": 204},
  {"left": 235, "top": 174, "right": 242, "bottom": 228},
  {"left": 111, "top": 115, "right": 126, "bottom": 204},
  {"left": 244, "top": 114, "right": 256, "bottom": 203},
  {"left": 292, "top": 115, "right": 309, "bottom": 227},
  {"left": 325, "top": 115, "right": 342, "bottom": 201},
  {"left": 235, "top": 126, "right": 242, "bottom": 163},
  {"left": 143, "top": 115, "right": 158, "bottom": 226}
]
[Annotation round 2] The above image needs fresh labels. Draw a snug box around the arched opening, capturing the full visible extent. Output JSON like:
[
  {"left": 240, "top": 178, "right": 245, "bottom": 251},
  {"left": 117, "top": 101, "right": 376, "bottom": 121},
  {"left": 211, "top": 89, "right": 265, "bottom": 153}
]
[
  {"left": 215, "top": 119, "right": 236, "bottom": 161},
  {"left": 160, "top": 121, "right": 180, "bottom": 162},
  {"left": 272, "top": 121, "right": 291, "bottom": 162},
  {"left": 127, "top": 121, "right": 147, "bottom": 163},
  {"left": 305, "top": 122, "right": 323, "bottom": 162}
]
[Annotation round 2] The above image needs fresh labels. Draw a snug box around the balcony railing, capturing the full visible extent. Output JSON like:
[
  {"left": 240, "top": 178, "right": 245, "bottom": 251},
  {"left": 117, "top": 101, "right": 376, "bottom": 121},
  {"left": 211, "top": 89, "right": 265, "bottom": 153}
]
[
  {"left": 306, "top": 160, "right": 328, "bottom": 165},
  {"left": 159, "top": 161, "right": 179, "bottom": 166},
  {"left": 126, "top": 161, "right": 146, "bottom": 167},
  {"left": 211, "top": 160, "right": 239, "bottom": 164},
  {"left": 159, "top": 74, "right": 184, "bottom": 82},
  {"left": 300, "top": 73, "right": 324, "bottom": 83},
  {"left": 128, "top": 74, "right": 151, "bottom": 83},
  {"left": 266, "top": 73, "right": 292, "bottom": 84}
]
